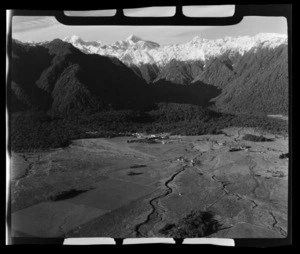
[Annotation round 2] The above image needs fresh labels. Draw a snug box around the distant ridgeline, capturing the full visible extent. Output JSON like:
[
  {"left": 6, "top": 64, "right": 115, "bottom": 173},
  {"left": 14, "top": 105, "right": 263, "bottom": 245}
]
[
  {"left": 9, "top": 37, "right": 288, "bottom": 152},
  {"left": 63, "top": 33, "right": 289, "bottom": 115},
  {"left": 11, "top": 33, "right": 288, "bottom": 116}
]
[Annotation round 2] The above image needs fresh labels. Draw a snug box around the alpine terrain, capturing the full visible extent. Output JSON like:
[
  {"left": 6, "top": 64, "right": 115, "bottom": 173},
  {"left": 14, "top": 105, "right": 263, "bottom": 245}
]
[
  {"left": 9, "top": 32, "right": 289, "bottom": 240},
  {"left": 63, "top": 33, "right": 288, "bottom": 114}
]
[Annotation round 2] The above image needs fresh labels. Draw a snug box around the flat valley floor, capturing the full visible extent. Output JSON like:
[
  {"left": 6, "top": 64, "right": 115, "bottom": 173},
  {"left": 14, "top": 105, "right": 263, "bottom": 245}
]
[{"left": 9, "top": 127, "right": 289, "bottom": 238}]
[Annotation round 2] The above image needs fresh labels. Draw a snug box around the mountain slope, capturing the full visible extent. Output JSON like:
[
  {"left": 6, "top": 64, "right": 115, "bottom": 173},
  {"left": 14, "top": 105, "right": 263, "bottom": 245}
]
[
  {"left": 213, "top": 45, "right": 288, "bottom": 114},
  {"left": 11, "top": 39, "right": 153, "bottom": 115},
  {"left": 63, "top": 34, "right": 288, "bottom": 114},
  {"left": 10, "top": 41, "right": 53, "bottom": 111},
  {"left": 11, "top": 33, "right": 289, "bottom": 115},
  {"left": 154, "top": 60, "right": 204, "bottom": 85}
]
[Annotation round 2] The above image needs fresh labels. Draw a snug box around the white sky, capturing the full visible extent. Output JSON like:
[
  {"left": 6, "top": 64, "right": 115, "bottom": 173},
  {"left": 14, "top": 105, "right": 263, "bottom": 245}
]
[{"left": 12, "top": 7, "right": 287, "bottom": 45}]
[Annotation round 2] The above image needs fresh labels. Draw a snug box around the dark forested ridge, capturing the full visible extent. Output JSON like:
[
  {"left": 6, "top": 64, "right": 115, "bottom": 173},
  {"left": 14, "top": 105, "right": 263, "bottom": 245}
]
[
  {"left": 11, "top": 39, "right": 153, "bottom": 115},
  {"left": 127, "top": 45, "right": 288, "bottom": 115},
  {"left": 212, "top": 45, "right": 289, "bottom": 114},
  {"left": 153, "top": 60, "right": 205, "bottom": 85},
  {"left": 9, "top": 39, "right": 289, "bottom": 152},
  {"left": 10, "top": 39, "right": 288, "bottom": 115},
  {"left": 150, "top": 46, "right": 288, "bottom": 115}
]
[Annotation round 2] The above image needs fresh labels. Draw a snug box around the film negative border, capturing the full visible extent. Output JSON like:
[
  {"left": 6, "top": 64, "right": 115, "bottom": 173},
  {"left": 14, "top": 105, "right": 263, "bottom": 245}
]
[{"left": 6, "top": 4, "right": 293, "bottom": 247}]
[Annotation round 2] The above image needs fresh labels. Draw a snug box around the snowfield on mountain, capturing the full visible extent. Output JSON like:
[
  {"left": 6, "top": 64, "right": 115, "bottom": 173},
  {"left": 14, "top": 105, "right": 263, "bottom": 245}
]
[{"left": 63, "top": 33, "right": 287, "bottom": 67}]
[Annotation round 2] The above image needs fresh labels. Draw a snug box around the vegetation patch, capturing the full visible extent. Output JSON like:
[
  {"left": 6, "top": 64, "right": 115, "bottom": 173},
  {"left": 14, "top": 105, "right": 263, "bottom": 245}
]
[
  {"left": 229, "top": 147, "right": 243, "bottom": 152},
  {"left": 130, "top": 164, "right": 147, "bottom": 169},
  {"left": 159, "top": 210, "right": 222, "bottom": 238},
  {"left": 127, "top": 138, "right": 159, "bottom": 144},
  {"left": 10, "top": 103, "right": 287, "bottom": 153},
  {"left": 127, "top": 171, "right": 143, "bottom": 176},
  {"left": 49, "top": 188, "right": 90, "bottom": 201},
  {"left": 279, "top": 153, "right": 289, "bottom": 159},
  {"left": 242, "top": 134, "right": 274, "bottom": 142},
  {"left": 272, "top": 171, "right": 286, "bottom": 178}
]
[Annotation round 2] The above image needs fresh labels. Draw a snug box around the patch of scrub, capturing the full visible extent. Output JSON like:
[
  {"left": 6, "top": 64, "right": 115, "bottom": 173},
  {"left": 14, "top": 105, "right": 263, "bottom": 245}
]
[
  {"left": 49, "top": 189, "right": 92, "bottom": 201},
  {"left": 159, "top": 210, "right": 222, "bottom": 238},
  {"left": 243, "top": 134, "right": 274, "bottom": 142},
  {"left": 127, "top": 171, "right": 143, "bottom": 176},
  {"left": 130, "top": 164, "right": 147, "bottom": 169}
]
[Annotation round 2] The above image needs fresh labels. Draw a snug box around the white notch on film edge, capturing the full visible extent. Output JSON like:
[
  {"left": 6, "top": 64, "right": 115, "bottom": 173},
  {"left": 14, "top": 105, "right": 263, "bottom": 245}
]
[
  {"left": 123, "top": 238, "right": 175, "bottom": 244},
  {"left": 63, "top": 238, "right": 116, "bottom": 245},
  {"left": 63, "top": 238, "right": 234, "bottom": 245},
  {"left": 183, "top": 238, "right": 235, "bottom": 246}
]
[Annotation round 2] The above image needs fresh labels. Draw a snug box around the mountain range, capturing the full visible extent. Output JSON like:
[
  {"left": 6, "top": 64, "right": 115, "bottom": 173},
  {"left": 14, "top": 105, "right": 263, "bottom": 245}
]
[
  {"left": 63, "top": 33, "right": 286, "bottom": 67},
  {"left": 10, "top": 33, "right": 288, "bottom": 115}
]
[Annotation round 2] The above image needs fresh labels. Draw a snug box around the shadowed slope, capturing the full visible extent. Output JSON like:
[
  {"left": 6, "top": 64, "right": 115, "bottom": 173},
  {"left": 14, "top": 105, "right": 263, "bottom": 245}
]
[
  {"left": 11, "top": 39, "right": 154, "bottom": 115},
  {"left": 152, "top": 80, "right": 221, "bottom": 107}
]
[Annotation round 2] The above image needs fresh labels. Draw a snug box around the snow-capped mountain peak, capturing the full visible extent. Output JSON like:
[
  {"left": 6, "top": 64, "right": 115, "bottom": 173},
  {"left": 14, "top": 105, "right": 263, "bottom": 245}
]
[
  {"left": 120, "top": 35, "right": 160, "bottom": 50},
  {"left": 63, "top": 35, "right": 103, "bottom": 54},
  {"left": 63, "top": 33, "right": 287, "bottom": 67},
  {"left": 13, "top": 38, "right": 48, "bottom": 46},
  {"left": 63, "top": 35, "right": 82, "bottom": 44},
  {"left": 190, "top": 35, "right": 207, "bottom": 44},
  {"left": 126, "top": 34, "right": 143, "bottom": 43}
]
